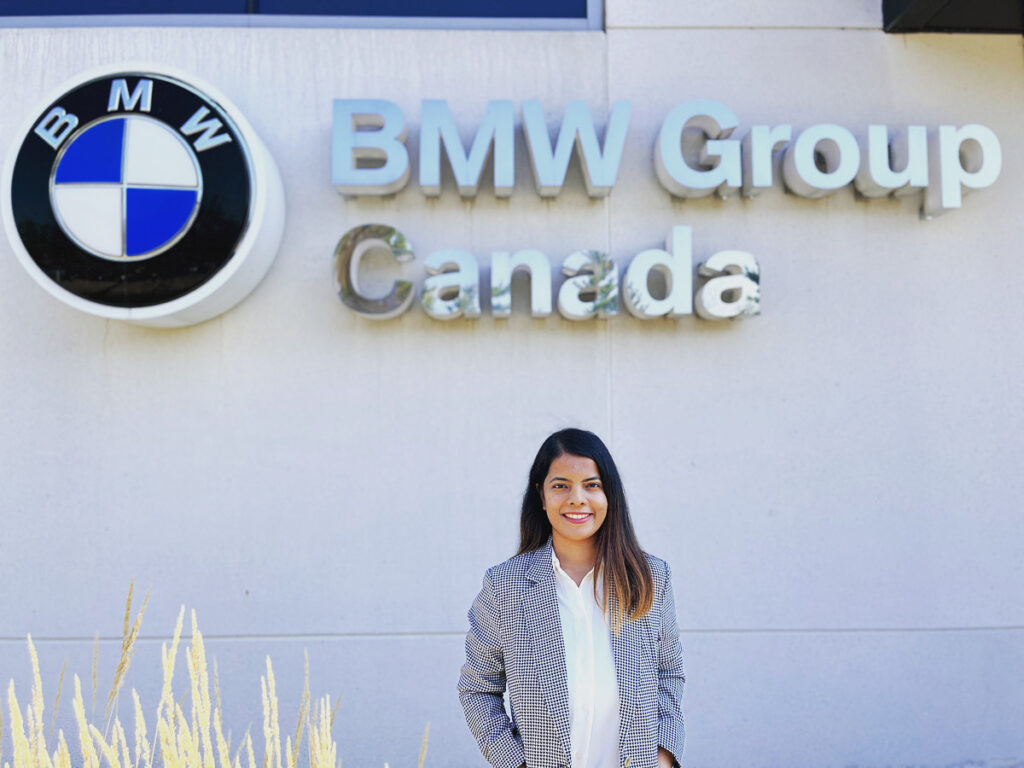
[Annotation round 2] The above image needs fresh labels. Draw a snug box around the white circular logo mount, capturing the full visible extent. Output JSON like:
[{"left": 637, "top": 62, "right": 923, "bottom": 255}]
[{"left": 2, "top": 66, "right": 285, "bottom": 327}]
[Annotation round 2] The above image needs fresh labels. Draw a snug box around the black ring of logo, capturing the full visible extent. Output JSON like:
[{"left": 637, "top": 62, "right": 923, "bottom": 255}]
[{"left": 9, "top": 73, "right": 252, "bottom": 309}]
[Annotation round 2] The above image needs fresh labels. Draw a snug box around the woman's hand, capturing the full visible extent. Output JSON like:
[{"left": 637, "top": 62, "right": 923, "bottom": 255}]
[{"left": 658, "top": 746, "right": 677, "bottom": 768}]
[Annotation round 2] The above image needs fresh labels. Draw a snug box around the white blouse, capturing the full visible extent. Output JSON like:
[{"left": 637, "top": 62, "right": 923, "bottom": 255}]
[{"left": 551, "top": 550, "right": 621, "bottom": 768}]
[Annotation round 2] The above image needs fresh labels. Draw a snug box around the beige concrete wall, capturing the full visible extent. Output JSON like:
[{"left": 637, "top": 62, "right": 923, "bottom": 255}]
[{"left": 1, "top": 10, "right": 1022, "bottom": 768}]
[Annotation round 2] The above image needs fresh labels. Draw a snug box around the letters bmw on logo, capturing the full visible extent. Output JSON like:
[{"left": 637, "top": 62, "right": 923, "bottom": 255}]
[{"left": 2, "top": 66, "right": 285, "bottom": 326}]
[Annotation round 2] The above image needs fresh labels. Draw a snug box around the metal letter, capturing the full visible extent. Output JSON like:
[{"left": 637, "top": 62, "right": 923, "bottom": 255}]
[
  {"left": 623, "top": 226, "right": 693, "bottom": 319},
  {"left": 334, "top": 224, "right": 415, "bottom": 320},
  {"left": 332, "top": 99, "right": 410, "bottom": 196},
  {"left": 180, "top": 107, "right": 232, "bottom": 152},
  {"left": 781, "top": 124, "right": 859, "bottom": 198},
  {"left": 923, "top": 124, "right": 1002, "bottom": 219},
  {"left": 655, "top": 100, "right": 741, "bottom": 199},
  {"left": 558, "top": 250, "right": 620, "bottom": 321},
  {"left": 490, "top": 249, "right": 553, "bottom": 318},
  {"left": 695, "top": 250, "right": 761, "bottom": 321},
  {"left": 854, "top": 125, "right": 928, "bottom": 198},
  {"left": 421, "top": 250, "right": 481, "bottom": 321},
  {"left": 741, "top": 124, "right": 791, "bottom": 198},
  {"left": 33, "top": 107, "right": 78, "bottom": 150},
  {"left": 107, "top": 78, "right": 153, "bottom": 112},
  {"left": 522, "top": 100, "right": 632, "bottom": 198},
  {"left": 419, "top": 100, "right": 515, "bottom": 197}
]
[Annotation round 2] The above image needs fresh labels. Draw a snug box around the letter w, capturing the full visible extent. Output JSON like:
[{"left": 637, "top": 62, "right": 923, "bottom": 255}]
[
  {"left": 522, "top": 100, "right": 631, "bottom": 198},
  {"left": 180, "top": 107, "right": 232, "bottom": 152}
]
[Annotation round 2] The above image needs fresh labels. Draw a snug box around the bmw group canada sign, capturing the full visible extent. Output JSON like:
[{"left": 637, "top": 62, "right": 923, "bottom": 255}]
[
  {"left": 2, "top": 66, "right": 1003, "bottom": 329},
  {"left": 1, "top": 66, "right": 285, "bottom": 327}
]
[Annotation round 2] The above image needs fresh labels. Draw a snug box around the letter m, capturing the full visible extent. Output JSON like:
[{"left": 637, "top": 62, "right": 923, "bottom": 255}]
[
  {"left": 180, "top": 107, "right": 232, "bottom": 152},
  {"left": 108, "top": 78, "right": 153, "bottom": 112}
]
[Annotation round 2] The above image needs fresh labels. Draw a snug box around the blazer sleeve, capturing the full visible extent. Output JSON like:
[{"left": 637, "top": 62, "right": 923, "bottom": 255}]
[
  {"left": 458, "top": 570, "right": 527, "bottom": 768},
  {"left": 657, "top": 562, "right": 686, "bottom": 767}
]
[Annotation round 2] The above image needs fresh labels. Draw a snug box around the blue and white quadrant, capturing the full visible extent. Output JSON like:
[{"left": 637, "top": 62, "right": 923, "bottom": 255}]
[{"left": 50, "top": 115, "right": 202, "bottom": 261}]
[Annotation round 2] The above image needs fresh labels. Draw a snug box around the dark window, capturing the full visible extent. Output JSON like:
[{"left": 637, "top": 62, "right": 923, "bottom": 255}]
[
  {"left": 884, "top": 0, "right": 1024, "bottom": 33},
  {"left": 1, "top": 0, "right": 244, "bottom": 12},
  {"left": 2, "top": 0, "right": 587, "bottom": 18}
]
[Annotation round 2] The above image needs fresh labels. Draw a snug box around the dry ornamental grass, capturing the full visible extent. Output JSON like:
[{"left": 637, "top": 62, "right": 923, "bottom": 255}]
[{"left": 2, "top": 588, "right": 428, "bottom": 768}]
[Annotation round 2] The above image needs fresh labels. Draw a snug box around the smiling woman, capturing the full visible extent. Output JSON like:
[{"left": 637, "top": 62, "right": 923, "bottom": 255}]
[
  {"left": 458, "top": 428, "right": 686, "bottom": 768},
  {"left": 541, "top": 453, "right": 609, "bottom": 566}
]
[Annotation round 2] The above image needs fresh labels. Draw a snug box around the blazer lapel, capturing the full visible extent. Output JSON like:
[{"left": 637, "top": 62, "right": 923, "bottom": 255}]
[
  {"left": 524, "top": 539, "right": 573, "bottom": 765},
  {"left": 610, "top": 583, "right": 642, "bottom": 753}
]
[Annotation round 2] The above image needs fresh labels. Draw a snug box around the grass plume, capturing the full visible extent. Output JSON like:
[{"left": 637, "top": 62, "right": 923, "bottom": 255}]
[
  {"left": 50, "top": 662, "right": 66, "bottom": 741},
  {"left": 289, "top": 656, "right": 309, "bottom": 768},
  {"left": 416, "top": 724, "right": 429, "bottom": 768},
  {"left": 2, "top": 594, "right": 390, "bottom": 768},
  {"left": 91, "top": 636, "right": 99, "bottom": 721},
  {"left": 106, "top": 583, "right": 150, "bottom": 729}
]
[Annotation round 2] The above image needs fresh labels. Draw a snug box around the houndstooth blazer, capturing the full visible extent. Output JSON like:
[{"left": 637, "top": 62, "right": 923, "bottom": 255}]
[{"left": 458, "top": 537, "right": 685, "bottom": 768}]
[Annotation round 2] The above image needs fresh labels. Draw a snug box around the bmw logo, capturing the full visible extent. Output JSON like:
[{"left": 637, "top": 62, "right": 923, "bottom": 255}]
[{"left": 2, "top": 65, "right": 285, "bottom": 326}]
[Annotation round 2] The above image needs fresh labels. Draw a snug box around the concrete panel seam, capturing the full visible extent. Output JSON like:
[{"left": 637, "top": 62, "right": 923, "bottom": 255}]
[
  {"left": 605, "top": 24, "right": 883, "bottom": 31},
  {"left": 5, "top": 625, "right": 1024, "bottom": 644}
]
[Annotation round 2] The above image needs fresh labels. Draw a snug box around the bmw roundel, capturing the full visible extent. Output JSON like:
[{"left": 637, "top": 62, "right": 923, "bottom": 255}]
[{"left": 1, "top": 65, "right": 285, "bottom": 326}]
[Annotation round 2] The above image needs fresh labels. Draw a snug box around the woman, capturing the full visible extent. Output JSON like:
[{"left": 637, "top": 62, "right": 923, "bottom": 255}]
[{"left": 458, "top": 428, "right": 685, "bottom": 768}]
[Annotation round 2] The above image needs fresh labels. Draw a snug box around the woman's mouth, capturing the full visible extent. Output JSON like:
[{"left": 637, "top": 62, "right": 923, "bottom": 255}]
[{"left": 563, "top": 512, "right": 592, "bottom": 523}]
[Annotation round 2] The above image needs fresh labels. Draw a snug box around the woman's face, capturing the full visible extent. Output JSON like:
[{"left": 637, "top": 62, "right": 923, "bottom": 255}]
[{"left": 540, "top": 453, "right": 608, "bottom": 549}]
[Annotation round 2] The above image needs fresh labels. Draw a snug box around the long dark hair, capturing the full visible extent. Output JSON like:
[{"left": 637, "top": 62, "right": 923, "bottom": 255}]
[{"left": 518, "top": 428, "right": 654, "bottom": 630}]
